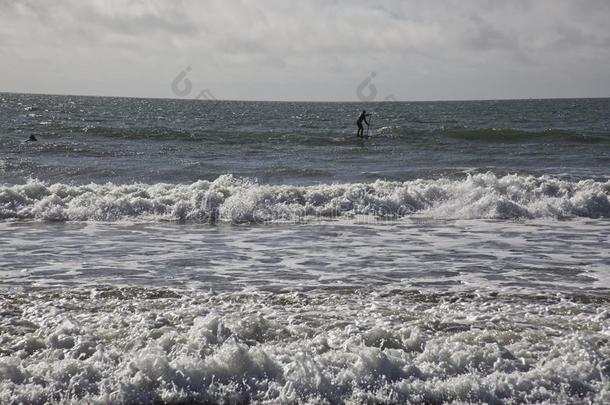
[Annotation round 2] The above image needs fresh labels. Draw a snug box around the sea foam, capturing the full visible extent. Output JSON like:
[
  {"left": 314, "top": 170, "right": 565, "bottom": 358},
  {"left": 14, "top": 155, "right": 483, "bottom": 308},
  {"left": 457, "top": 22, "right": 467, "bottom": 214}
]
[
  {"left": 0, "top": 289, "right": 608, "bottom": 404},
  {"left": 0, "top": 173, "right": 609, "bottom": 223}
]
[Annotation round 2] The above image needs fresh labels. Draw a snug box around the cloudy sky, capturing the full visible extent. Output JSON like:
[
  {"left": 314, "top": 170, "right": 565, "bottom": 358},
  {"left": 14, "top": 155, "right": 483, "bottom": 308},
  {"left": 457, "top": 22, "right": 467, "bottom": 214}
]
[{"left": 1, "top": 0, "right": 609, "bottom": 101}]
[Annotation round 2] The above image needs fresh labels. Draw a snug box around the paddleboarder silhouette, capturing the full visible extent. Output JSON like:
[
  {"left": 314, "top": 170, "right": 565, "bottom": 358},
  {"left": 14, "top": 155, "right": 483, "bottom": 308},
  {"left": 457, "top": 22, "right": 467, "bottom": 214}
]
[{"left": 356, "top": 110, "right": 371, "bottom": 138}]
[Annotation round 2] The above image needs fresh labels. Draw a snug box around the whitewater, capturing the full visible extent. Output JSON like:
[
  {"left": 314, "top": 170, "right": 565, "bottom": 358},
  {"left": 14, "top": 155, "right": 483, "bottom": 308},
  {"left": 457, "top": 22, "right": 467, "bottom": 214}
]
[
  {"left": 1, "top": 94, "right": 609, "bottom": 404},
  {"left": 1, "top": 173, "right": 609, "bottom": 222}
]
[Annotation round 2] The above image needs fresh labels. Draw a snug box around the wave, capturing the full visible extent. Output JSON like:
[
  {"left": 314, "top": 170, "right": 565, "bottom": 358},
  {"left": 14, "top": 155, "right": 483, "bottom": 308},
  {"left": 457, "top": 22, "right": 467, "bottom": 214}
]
[
  {"left": 1, "top": 288, "right": 608, "bottom": 404},
  {"left": 80, "top": 126, "right": 367, "bottom": 147},
  {"left": 378, "top": 126, "right": 610, "bottom": 143},
  {"left": 83, "top": 126, "right": 201, "bottom": 141},
  {"left": 77, "top": 124, "right": 610, "bottom": 145},
  {"left": 1, "top": 173, "right": 609, "bottom": 223}
]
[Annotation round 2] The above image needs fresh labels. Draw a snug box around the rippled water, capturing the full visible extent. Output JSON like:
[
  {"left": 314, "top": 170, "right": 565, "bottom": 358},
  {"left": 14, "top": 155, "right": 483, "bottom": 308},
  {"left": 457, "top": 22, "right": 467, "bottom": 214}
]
[
  {"left": 2, "top": 94, "right": 609, "bottom": 185},
  {"left": 2, "top": 219, "right": 609, "bottom": 295}
]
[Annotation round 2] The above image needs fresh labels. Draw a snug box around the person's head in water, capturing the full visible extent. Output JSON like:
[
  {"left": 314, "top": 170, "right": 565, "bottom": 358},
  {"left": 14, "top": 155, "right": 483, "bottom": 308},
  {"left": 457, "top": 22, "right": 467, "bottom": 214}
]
[{"left": 28, "top": 135, "right": 37, "bottom": 142}]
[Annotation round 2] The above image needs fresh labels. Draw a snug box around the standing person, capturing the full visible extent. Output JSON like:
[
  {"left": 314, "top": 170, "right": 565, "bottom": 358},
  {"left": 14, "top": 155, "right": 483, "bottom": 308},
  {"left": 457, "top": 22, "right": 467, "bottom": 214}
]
[{"left": 356, "top": 110, "right": 371, "bottom": 138}]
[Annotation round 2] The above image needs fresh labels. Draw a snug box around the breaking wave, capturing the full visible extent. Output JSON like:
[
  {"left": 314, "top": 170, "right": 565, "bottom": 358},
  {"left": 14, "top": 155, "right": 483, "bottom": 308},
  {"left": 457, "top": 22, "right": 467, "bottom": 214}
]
[
  {"left": 1, "top": 173, "right": 609, "bottom": 223},
  {"left": 0, "top": 288, "right": 608, "bottom": 404}
]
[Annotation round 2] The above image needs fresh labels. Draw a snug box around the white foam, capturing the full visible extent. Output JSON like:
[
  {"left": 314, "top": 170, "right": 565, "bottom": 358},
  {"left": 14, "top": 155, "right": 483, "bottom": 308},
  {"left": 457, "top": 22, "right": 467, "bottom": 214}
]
[
  {"left": 1, "top": 173, "right": 609, "bottom": 223},
  {"left": 0, "top": 289, "right": 608, "bottom": 404}
]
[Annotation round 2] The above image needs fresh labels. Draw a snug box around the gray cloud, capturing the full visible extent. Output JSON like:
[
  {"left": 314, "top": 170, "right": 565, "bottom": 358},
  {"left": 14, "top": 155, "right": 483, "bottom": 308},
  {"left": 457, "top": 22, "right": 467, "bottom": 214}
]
[
  {"left": 464, "top": 14, "right": 519, "bottom": 51},
  {"left": 0, "top": 0, "right": 608, "bottom": 100}
]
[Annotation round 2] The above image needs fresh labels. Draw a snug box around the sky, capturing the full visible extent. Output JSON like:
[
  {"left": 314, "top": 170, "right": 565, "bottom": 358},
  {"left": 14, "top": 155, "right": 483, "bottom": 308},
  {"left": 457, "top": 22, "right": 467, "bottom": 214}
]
[{"left": 1, "top": 0, "right": 609, "bottom": 101}]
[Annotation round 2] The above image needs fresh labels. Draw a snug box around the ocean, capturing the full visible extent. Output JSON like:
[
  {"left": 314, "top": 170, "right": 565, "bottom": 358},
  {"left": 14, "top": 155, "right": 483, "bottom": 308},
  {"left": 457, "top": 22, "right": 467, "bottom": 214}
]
[{"left": 0, "top": 93, "right": 609, "bottom": 404}]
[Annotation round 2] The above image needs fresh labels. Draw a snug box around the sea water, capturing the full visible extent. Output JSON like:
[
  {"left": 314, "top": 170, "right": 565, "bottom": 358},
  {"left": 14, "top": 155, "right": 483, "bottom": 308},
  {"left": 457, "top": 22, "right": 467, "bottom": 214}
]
[{"left": 0, "top": 94, "right": 609, "bottom": 404}]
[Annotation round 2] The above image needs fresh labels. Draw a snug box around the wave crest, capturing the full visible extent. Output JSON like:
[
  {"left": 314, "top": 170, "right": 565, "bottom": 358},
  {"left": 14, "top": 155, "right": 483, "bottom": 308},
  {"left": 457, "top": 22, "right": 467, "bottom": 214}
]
[{"left": 1, "top": 173, "right": 609, "bottom": 223}]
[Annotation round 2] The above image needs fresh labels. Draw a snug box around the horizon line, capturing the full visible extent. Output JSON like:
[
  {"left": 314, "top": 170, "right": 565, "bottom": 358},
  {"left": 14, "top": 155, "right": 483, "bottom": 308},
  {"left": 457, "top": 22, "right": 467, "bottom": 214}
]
[{"left": 1, "top": 90, "right": 609, "bottom": 104}]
